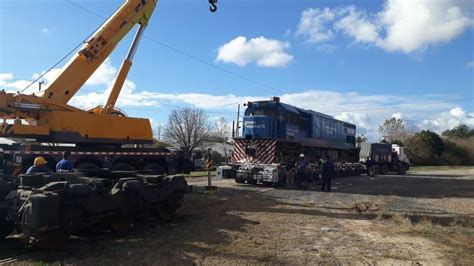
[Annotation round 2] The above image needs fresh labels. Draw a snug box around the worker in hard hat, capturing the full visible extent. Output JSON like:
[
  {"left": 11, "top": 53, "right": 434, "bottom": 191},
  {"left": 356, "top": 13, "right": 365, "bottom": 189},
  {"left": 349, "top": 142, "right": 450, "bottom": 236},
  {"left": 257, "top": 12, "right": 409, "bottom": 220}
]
[
  {"left": 295, "top": 153, "right": 309, "bottom": 189},
  {"left": 26, "top": 156, "right": 52, "bottom": 175}
]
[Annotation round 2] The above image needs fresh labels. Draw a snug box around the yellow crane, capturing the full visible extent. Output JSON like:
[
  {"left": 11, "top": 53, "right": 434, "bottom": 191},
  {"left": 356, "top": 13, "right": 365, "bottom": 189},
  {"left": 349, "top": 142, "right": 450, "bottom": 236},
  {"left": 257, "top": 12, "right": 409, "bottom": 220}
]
[{"left": 0, "top": 0, "right": 219, "bottom": 145}]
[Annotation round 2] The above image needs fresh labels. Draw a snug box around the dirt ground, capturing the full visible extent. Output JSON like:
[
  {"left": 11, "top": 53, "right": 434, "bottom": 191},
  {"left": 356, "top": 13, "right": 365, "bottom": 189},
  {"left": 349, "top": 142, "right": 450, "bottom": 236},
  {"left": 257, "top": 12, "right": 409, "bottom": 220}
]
[{"left": 2, "top": 167, "right": 474, "bottom": 265}]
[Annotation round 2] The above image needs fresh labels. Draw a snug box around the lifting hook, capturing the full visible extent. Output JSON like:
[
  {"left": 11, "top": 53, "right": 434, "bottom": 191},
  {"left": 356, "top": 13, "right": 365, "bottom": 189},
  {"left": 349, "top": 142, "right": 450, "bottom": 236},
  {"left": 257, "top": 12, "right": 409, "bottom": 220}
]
[{"left": 209, "top": 0, "right": 218, "bottom": 13}]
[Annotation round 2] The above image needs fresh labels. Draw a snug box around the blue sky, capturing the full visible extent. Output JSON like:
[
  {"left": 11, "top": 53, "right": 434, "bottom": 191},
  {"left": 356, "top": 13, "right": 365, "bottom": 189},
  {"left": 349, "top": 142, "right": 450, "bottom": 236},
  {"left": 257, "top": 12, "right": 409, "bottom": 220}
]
[{"left": 1, "top": 0, "right": 473, "bottom": 140}]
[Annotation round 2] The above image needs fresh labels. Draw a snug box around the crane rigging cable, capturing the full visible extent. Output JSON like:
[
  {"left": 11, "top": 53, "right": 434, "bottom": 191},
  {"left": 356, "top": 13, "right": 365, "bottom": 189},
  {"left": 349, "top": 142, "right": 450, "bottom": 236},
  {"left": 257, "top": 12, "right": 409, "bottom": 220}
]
[{"left": 19, "top": 1, "right": 122, "bottom": 94}]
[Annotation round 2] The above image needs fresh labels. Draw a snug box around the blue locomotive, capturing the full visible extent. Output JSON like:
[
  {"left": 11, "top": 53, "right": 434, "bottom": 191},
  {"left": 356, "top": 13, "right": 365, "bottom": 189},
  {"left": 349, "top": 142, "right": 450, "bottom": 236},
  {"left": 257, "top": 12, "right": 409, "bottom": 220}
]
[{"left": 233, "top": 97, "right": 357, "bottom": 164}]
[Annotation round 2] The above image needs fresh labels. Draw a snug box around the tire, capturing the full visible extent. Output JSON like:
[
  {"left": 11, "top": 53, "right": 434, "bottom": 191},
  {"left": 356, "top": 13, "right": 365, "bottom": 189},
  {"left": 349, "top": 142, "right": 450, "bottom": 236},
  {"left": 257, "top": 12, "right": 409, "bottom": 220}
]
[
  {"left": 112, "top": 163, "right": 134, "bottom": 171},
  {"left": 374, "top": 165, "right": 381, "bottom": 175},
  {"left": 143, "top": 163, "right": 165, "bottom": 175},
  {"left": 381, "top": 165, "right": 389, "bottom": 175},
  {"left": 29, "top": 230, "right": 69, "bottom": 250},
  {"left": 235, "top": 178, "right": 245, "bottom": 184},
  {"left": 398, "top": 165, "right": 406, "bottom": 175},
  {"left": 0, "top": 210, "right": 14, "bottom": 239},
  {"left": 158, "top": 191, "right": 184, "bottom": 222},
  {"left": 110, "top": 217, "right": 132, "bottom": 233},
  {"left": 76, "top": 163, "right": 100, "bottom": 170},
  {"left": 246, "top": 178, "right": 257, "bottom": 185},
  {"left": 179, "top": 159, "right": 193, "bottom": 174}
]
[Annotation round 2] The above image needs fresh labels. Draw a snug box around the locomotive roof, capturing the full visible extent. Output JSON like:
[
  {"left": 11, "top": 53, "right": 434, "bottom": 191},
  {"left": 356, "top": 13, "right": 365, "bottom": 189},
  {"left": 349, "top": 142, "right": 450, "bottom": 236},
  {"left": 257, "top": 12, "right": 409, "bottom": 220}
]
[{"left": 249, "top": 100, "right": 356, "bottom": 127}]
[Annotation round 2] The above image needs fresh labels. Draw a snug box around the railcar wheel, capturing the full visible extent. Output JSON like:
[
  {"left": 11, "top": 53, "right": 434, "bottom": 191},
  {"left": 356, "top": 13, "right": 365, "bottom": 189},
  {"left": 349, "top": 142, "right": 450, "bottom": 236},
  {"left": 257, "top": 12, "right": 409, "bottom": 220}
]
[
  {"left": 112, "top": 163, "right": 134, "bottom": 171},
  {"left": 398, "top": 165, "right": 406, "bottom": 175},
  {"left": 143, "top": 163, "right": 165, "bottom": 175},
  {"left": 110, "top": 218, "right": 132, "bottom": 233},
  {"left": 158, "top": 191, "right": 184, "bottom": 222},
  {"left": 0, "top": 203, "right": 14, "bottom": 239},
  {"left": 76, "top": 163, "right": 100, "bottom": 170},
  {"left": 381, "top": 165, "right": 389, "bottom": 175},
  {"left": 234, "top": 178, "right": 245, "bottom": 184},
  {"left": 0, "top": 219, "right": 14, "bottom": 239},
  {"left": 246, "top": 178, "right": 257, "bottom": 185},
  {"left": 29, "top": 230, "right": 69, "bottom": 250}
]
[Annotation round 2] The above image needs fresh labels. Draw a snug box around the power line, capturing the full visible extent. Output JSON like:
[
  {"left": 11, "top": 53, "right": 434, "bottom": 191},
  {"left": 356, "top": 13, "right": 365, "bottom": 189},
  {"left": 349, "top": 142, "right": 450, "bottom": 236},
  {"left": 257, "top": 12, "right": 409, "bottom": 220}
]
[
  {"left": 20, "top": 1, "right": 113, "bottom": 94},
  {"left": 125, "top": 107, "right": 236, "bottom": 114},
  {"left": 66, "top": 0, "right": 285, "bottom": 94},
  {"left": 19, "top": 42, "right": 84, "bottom": 93},
  {"left": 324, "top": 97, "right": 474, "bottom": 114}
]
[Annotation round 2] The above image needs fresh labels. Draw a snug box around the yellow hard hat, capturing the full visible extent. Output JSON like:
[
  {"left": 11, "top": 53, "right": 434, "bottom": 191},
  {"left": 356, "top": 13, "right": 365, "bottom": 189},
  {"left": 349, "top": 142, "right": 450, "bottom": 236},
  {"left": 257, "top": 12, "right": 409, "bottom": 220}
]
[{"left": 34, "top": 156, "right": 47, "bottom": 166}]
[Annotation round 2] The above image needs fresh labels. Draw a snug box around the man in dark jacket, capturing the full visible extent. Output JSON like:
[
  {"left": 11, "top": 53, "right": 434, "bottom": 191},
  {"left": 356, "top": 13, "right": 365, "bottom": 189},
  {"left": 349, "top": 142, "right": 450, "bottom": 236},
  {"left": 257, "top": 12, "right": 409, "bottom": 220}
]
[
  {"left": 295, "top": 154, "right": 309, "bottom": 189},
  {"left": 365, "top": 156, "right": 375, "bottom": 176},
  {"left": 320, "top": 156, "right": 335, "bottom": 192}
]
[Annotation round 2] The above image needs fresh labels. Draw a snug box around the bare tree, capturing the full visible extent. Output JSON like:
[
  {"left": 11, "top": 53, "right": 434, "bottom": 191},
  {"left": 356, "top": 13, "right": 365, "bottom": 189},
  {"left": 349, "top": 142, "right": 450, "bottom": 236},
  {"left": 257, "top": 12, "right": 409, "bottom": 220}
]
[
  {"left": 214, "top": 117, "right": 231, "bottom": 141},
  {"left": 356, "top": 134, "right": 368, "bottom": 147},
  {"left": 155, "top": 123, "right": 163, "bottom": 141},
  {"left": 379, "top": 117, "right": 409, "bottom": 144},
  {"left": 163, "top": 107, "right": 211, "bottom": 158},
  {"left": 213, "top": 117, "right": 232, "bottom": 160}
]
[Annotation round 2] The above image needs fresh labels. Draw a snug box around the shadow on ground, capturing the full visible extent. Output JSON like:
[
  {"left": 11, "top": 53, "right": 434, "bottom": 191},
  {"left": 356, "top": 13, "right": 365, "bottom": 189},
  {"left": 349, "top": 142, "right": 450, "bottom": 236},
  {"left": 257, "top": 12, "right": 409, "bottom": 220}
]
[{"left": 330, "top": 174, "right": 474, "bottom": 198}]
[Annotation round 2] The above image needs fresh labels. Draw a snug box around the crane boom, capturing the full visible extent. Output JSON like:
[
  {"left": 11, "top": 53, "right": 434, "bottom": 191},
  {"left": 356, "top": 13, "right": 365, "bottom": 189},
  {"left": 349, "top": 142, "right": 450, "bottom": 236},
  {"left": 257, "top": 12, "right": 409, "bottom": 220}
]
[
  {"left": 0, "top": 0, "right": 219, "bottom": 145},
  {"left": 44, "top": 0, "right": 156, "bottom": 105}
]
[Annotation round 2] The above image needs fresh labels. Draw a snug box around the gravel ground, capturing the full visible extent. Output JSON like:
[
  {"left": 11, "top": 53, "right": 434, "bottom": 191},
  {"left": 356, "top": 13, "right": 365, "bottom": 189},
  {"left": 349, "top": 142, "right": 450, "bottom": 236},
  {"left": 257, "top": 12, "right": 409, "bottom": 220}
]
[
  {"left": 190, "top": 169, "right": 474, "bottom": 218},
  {"left": 2, "top": 168, "right": 473, "bottom": 265}
]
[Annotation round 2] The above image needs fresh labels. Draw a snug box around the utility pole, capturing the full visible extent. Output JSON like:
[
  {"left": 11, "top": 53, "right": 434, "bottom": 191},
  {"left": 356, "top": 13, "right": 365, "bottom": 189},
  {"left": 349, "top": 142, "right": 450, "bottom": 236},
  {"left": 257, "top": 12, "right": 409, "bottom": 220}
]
[
  {"left": 232, "top": 120, "right": 235, "bottom": 138},
  {"left": 205, "top": 147, "right": 217, "bottom": 190},
  {"left": 207, "top": 148, "right": 212, "bottom": 187},
  {"left": 235, "top": 104, "right": 240, "bottom": 138},
  {"left": 38, "top": 81, "right": 44, "bottom": 92},
  {"left": 156, "top": 123, "right": 162, "bottom": 141}
]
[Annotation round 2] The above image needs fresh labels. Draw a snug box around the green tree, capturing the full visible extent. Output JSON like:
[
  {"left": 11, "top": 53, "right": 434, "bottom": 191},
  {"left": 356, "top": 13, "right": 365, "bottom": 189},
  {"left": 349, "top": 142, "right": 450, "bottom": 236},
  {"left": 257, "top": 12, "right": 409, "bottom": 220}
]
[
  {"left": 441, "top": 140, "right": 468, "bottom": 165},
  {"left": 379, "top": 118, "right": 409, "bottom": 144},
  {"left": 442, "top": 124, "right": 474, "bottom": 139},
  {"left": 406, "top": 130, "right": 444, "bottom": 165}
]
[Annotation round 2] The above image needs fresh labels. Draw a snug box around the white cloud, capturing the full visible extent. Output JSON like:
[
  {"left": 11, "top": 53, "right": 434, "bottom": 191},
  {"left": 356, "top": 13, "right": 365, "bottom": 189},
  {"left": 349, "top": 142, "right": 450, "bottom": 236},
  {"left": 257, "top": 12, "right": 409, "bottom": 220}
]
[
  {"left": 391, "top": 112, "right": 403, "bottom": 119},
  {"left": 336, "top": 112, "right": 372, "bottom": 130},
  {"left": 334, "top": 6, "right": 379, "bottom": 44},
  {"left": 467, "top": 61, "right": 474, "bottom": 68},
  {"left": 4, "top": 62, "right": 471, "bottom": 141},
  {"left": 0, "top": 73, "right": 14, "bottom": 86},
  {"left": 216, "top": 36, "right": 293, "bottom": 67},
  {"left": 296, "top": 8, "right": 336, "bottom": 43},
  {"left": 41, "top": 28, "right": 50, "bottom": 34},
  {"left": 298, "top": 0, "right": 472, "bottom": 53},
  {"left": 0, "top": 72, "right": 36, "bottom": 92},
  {"left": 85, "top": 59, "right": 117, "bottom": 86},
  {"left": 449, "top": 106, "right": 466, "bottom": 118},
  {"left": 377, "top": 0, "right": 472, "bottom": 53},
  {"left": 420, "top": 107, "right": 474, "bottom": 133}
]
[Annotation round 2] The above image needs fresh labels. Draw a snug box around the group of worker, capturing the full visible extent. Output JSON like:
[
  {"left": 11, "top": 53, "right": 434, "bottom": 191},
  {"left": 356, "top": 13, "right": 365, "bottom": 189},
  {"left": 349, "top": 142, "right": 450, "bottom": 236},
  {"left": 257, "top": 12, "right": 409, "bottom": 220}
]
[
  {"left": 284, "top": 153, "right": 335, "bottom": 192},
  {"left": 25, "top": 151, "right": 75, "bottom": 175}
]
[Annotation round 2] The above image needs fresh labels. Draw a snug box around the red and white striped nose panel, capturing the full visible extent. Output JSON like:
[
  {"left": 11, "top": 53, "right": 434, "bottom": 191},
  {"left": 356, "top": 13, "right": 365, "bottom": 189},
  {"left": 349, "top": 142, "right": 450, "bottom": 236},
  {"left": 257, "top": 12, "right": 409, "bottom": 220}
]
[{"left": 232, "top": 139, "right": 277, "bottom": 164}]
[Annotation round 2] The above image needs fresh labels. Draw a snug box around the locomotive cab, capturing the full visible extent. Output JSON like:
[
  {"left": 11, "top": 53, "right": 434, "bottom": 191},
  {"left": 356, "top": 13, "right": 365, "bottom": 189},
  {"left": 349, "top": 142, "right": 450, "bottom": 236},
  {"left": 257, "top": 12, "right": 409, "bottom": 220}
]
[{"left": 242, "top": 97, "right": 301, "bottom": 141}]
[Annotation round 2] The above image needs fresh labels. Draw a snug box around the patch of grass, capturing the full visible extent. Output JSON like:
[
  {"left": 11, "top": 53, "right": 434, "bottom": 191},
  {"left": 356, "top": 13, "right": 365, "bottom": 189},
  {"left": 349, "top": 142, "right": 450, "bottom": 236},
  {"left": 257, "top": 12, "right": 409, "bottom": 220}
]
[
  {"left": 186, "top": 171, "right": 215, "bottom": 177},
  {"left": 409, "top": 165, "right": 474, "bottom": 172},
  {"left": 257, "top": 254, "right": 274, "bottom": 262},
  {"left": 319, "top": 251, "right": 331, "bottom": 259},
  {"left": 389, "top": 214, "right": 474, "bottom": 265}
]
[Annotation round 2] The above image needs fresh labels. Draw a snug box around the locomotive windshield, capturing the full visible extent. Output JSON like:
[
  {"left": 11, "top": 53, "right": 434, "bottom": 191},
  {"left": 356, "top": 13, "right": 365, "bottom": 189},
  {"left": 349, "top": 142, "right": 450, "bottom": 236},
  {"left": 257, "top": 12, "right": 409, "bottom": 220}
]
[{"left": 245, "top": 108, "right": 276, "bottom": 116}]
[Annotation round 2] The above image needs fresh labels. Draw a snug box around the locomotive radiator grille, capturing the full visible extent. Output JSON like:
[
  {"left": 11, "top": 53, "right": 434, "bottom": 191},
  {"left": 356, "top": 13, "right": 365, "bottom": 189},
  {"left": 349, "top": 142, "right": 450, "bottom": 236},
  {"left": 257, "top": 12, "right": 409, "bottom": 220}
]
[{"left": 232, "top": 139, "right": 277, "bottom": 164}]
